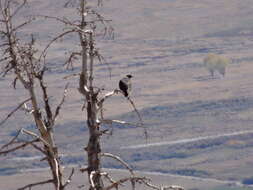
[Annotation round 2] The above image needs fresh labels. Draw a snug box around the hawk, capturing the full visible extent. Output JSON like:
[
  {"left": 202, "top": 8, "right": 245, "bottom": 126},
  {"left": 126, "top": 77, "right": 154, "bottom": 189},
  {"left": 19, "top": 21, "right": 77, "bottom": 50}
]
[{"left": 119, "top": 74, "right": 133, "bottom": 97}]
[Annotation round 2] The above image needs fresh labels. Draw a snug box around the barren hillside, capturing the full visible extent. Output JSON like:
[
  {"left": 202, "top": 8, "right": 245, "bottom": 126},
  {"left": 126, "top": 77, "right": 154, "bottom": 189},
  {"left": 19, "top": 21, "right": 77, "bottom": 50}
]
[{"left": 1, "top": 0, "right": 253, "bottom": 189}]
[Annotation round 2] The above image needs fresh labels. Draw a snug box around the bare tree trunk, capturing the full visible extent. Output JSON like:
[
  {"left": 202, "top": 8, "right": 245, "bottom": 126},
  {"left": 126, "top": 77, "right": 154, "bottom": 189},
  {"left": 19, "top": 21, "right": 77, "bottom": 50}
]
[
  {"left": 80, "top": 42, "right": 104, "bottom": 189},
  {"left": 86, "top": 95, "right": 103, "bottom": 190},
  {"left": 77, "top": 1, "right": 104, "bottom": 188},
  {"left": 29, "top": 86, "right": 63, "bottom": 190}
]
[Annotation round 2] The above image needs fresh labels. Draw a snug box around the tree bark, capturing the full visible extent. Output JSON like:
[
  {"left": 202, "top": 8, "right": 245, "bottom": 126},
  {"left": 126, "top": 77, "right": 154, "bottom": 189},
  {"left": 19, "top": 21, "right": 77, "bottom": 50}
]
[
  {"left": 29, "top": 87, "right": 63, "bottom": 190},
  {"left": 86, "top": 93, "right": 103, "bottom": 190}
]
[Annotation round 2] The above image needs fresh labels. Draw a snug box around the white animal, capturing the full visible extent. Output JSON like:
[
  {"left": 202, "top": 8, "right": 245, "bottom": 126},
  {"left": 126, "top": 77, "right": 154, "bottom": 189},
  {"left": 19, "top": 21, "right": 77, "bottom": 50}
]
[{"left": 204, "top": 53, "right": 230, "bottom": 77}]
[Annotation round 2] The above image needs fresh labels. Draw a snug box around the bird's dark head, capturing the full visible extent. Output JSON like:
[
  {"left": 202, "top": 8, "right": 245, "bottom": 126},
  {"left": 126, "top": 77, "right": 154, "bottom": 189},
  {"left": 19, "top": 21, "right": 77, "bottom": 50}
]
[{"left": 126, "top": 74, "right": 133, "bottom": 78}]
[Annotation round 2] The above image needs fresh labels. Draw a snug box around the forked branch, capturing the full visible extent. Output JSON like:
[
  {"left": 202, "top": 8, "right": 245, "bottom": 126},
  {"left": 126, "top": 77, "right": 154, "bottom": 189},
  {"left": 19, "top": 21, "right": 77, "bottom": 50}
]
[
  {"left": 98, "top": 89, "right": 120, "bottom": 106},
  {"left": 64, "top": 51, "right": 81, "bottom": 70},
  {"left": 98, "top": 89, "right": 147, "bottom": 138},
  {"left": 0, "top": 139, "right": 39, "bottom": 155},
  {"left": 21, "top": 128, "right": 50, "bottom": 147}
]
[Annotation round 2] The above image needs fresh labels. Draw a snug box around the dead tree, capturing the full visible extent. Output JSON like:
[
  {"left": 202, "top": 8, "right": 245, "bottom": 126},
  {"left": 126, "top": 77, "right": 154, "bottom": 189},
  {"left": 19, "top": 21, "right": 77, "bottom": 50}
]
[
  {"left": 0, "top": 1, "right": 72, "bottom": 189},
  {"left": 0, "top": 0, "right": 184, "bottom": 190},
  {"left": 56, "top": 1, "right": 142, "bottom": 189},
  {"left": 58, "top": 1, "right": 182, "bottom": 190}
]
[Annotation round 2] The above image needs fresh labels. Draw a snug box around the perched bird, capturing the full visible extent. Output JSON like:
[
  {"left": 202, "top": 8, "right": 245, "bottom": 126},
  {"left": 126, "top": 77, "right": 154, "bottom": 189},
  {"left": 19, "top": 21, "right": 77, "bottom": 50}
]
[{"left": 119, "top": 74, "right": 133, "bottom": 97}]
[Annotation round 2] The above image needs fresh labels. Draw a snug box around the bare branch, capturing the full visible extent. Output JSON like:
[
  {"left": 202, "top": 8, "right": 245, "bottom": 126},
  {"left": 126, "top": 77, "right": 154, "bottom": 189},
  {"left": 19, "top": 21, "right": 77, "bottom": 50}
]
[
  {"left": 21, "top": 128, "right": 50, "bottom": 147},
  {"left": 100, "top": 172, "right": 117, "bottom": 185},
  {"left": 98, "top": 89, "right": 120, "bottom": 106},
  {"left": 92, "top": 171, "right": 120, "bottom": 190},
  {"left": 127, "top": 97, "right": 143, "bottom": 125},
  {"left": 12, "top": 17, "right": 35, "bottom": 32},
  {"left": 90, "top": 171, "right": 96, "bottom": 189},
  {"left": 21, "top": 102, "right": 34, "bottom": 114},
  {"left": 0, "top": 97, "right": 31, "bottom": 126},
  {"left": 104, "top": 176, "right": 148, "bottom": 190},
  {"left": 63, "top": 168, "right": 75, "bottom": 188},
  {"left": 88, "top": 9, "right": 113, "bottom": 33},
  {"left": 63, "top": 73, "right": 79, "bottom": 79},
  {"left": 143, "top": 180, "right": 160, "bottom": 190},
  {"left": 12, "top": 76, "right": 18, "bottom": 89},
  {"left": 0, "top": 129, "right": 21, "bottom": 150},
  {"left": 38, "top": 72, "right": 53, "bottom": 126},
  {"left": 0, "top": 139, "right": 39, "bottom": 155},
  {"left": 37, "top": 15, "right": 98, "bottom": 36},
  {"left": 103, "top": 175, "right": 184, "bottom": 190},
  {"left": 80, "top": 167, "right": 89, "bottom": 173},
  {"left": 64, "top": 51, "right": 81, "bottom": 70},
  {"left": 98, "top": 90, "right": 147, "bottom": 138},
  {"left": 39, "top": 29, "right": 76, "bottom": 61},
  {"left": 10, "top": 0, "right": 27, "bottom": 19},
  {"left": 36, "top": 14, "right": 73, "bottom": 26},
  {"left": 30, "top": 142, "right": 47, "bottom": 155},
  {"left": 95, "top": 51, "right": 112, "bottom": 78},
  {"left": 17, "top": 179, "right": 54, "bottom": 190},
  {"left": 53, "top": 83, "right": 69, "bottom": 123},
  {"left": 101, "top": 119, "right": 143, "bottom": 128},
  {"left": 64, "top": 0, "right": 77, "bottom": 8},
  {"left": 127, "top": 97, "right": 148, "bottom": 139},
  {"left": 101, "top": 153, "right": 134, "bottom": 175}
]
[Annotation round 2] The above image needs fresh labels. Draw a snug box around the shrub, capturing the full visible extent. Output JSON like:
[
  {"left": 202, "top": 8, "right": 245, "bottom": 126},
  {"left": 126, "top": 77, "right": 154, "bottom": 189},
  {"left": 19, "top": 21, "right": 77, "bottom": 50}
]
[{"left": 204, "top": 53, "right": 230, "bottom": 77}]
